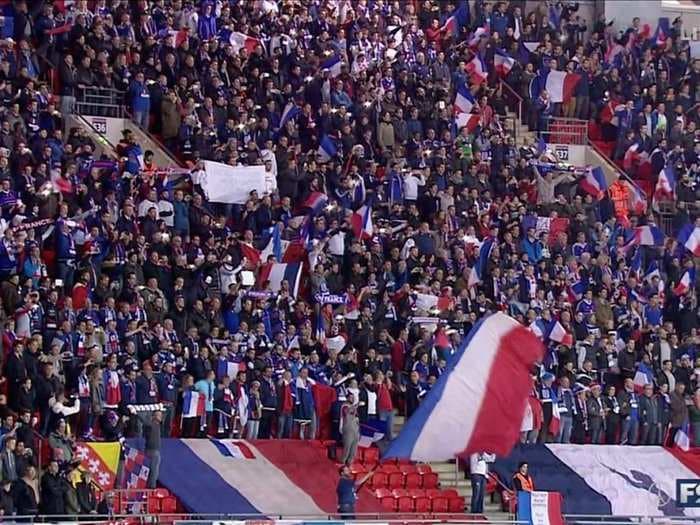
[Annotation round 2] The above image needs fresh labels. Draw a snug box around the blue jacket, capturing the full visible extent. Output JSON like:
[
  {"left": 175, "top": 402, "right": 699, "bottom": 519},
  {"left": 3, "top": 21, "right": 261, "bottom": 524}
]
[
  {"left": 173, "top": 200, "right": 189, "bottom": 234},
  {"left": 129, "top": 80, "right": 151, "bottom": 113},
  {"left": 521, "top": 237, "right": 542, "bottom": 263},
  {"left": 55, "top": 227, "right": 76, "bottom": 262},
  {"left": 292, "top": 378, "right": 315, "bottom": 420}
]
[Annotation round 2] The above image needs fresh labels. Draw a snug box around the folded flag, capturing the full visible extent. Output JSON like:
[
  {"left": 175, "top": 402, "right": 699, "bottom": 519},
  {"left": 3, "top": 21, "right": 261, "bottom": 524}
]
[
  {"left": 454, "top": 84, "right": 475, "bottom": 114},
  {"left": 494, "top": 49, "right": 515, "bottom": 77},
  {"left": 122, "top": 443, "right": 150, "bottom": 489},
  {"left": 183, "top": 390, "right": 206, "bottom": 418},
  {"left": 210, "top": 439, "right": 256, "bottom": 459},
  {"left": 383, "top": 312, "right": 544, "bottom": 461},
  {"left": 632, "top": 363, "right": 655, "bottom": 393},
  {"left": 317, "top": 135, "right": 338, "bottom": 163},
  {"left": 229, "top": 32, "right": 262, "bottom": 54},
  {"left": 466, "top": 54, "right": 488, "bottom": 85},
  {"left": 74, "top": 442, "right": 121, "bottom": 491},
  {"left": 633, "top": 225, "right": 664, "bottom": 247},
  {"left": 678, "top": 224, "right": 700, "bottom": 257},
  {"left": 517, "top": 491, "right": 564, "bottom": 525},
  {"left": 673, "top": 267, "right": 695, "bottom": 296},
  {"left": 320, "top": 53, "right": 343, "bottom": 77},
  {"left": 359, "top": 419, "right": 387, "bottom": 447},
  {"left": 580, "top": 166, "right": 608, "bottom": 200},
  {"left": 258, "top": 261, "right": 303, "bottom": 297}
]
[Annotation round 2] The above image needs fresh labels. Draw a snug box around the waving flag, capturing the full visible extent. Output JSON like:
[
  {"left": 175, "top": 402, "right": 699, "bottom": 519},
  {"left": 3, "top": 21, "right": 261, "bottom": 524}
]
[
  {"left": 466, "top": 54, "right": 488, "bottom": 85},
  {"left": 74, "top": 442, "right": 121, "bottom": 491},
  {"left": 278, "top": 102, "right": 301, "bottom": 130},
  {"left": 632, "top": 363, "right": 655, "bottom": 393},
  {"left": 521, "top": 215, "right": 570, "bottom": 246},
  {"left": 217, "top": 359, "right": 246, "bottom": 381},
  {"left": 384, "top": 312, "right": 544, "bottom": 461},
  {"left": 314, "top": 313, "right": 326, "bottom": 344},
  {"left": 351, "top": 205, "right": 373, "bottom": 240},
  {"left": 260, "top": 226, "right": 289, "bottom": 263},
  {"left": 623, "top": 143, "right": 651, "bottom": 174},
  {"left": 623, "top": 180, "right": 648, "bottom": 215},
  {"left": 531, "top": 70, "right": 580, "bottom": 104},
  {"left": 494, "top": 50, "right": 515, "bottom": 77},
  {"left": 633, "top": 225, "right": 664, "bottom": 247},
  {"left": 468, "top": 27, "right": 489, "bottom": 48},
  {"left": 544, "top": 320, "right": 573, "bottom": 346},
  {"left": 258, "top": 261, "right": 303, "bottom": 297},
  {"left": 239, "top": 242, "right": 262, "bottom": 268},
  {"left": 674, "top": 267, "right": 696, "bottom": 296},
  {"left": 580, "top": 167, "right": 608, "bottom": 200},
  {"left": 440, "top": 0, "right": 470, "bottom": 35},
  {"left": 468, "top": 237, "right": 495, "bottom": 287},
  {"left": 317, "top": 135, "right": 338, "bottom": 162},
  {"left": 183, "top": 391, "right": 206, "bottom": 418},
  {"left": 229, "top": 32, "right": 263, "bottom": 54},
  {"left": 455, "top": 112, "right": 480, "bottom": 133},
  {"left": 652, "top": 165, "right": 676, "bottom": 209},
  {"left": 321, "top": 54, "right": 343, "bottom": 77},
  {"left": 359, "top": 419, "right": 387, "bottom": 447},
  {"left": 302, "top": 192, "right": 329, "bottom": 215},
  {"left": 454, "top": 84, "right": 476, "bottom": 114},
  {"left": 651, "top": 17, "right": 670, "bottom": 47},
  {"left": 167, "top": 28, "right": 189, "bottom": 46},
  {"left": 678, "top": 224, "right": 700, "bottom": 257},
  {"left": 123, "top": 444, "right": 151, "bottom": 489}
]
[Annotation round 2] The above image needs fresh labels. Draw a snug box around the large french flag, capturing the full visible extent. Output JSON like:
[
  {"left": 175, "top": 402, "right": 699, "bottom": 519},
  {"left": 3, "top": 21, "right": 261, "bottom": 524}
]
[
  {"left": 632, "top": 363, "right": 655, "bottom": 393},
  {"left": 466, "top": 54, "right": 488, "bottom": 85},
  {"left": 302, "top": 191, "right": 329, "bottom": 215},
  {"left": 544, "top": 320, "right": 573, "bottom": 346},
  {"left": 454, "top": 84, "right": 475, "bottom": 114},
  {"left": 384, "top": 313, "right": 544, "bottom": 461},
  {"left": 440, "top": 0, "right": 469, "bottom": 35},
  {"left": 653, "top": 165, "right": 676, "bottom": 206},
  {"left": 678, "top": 224, "right": 700, "bottom": 257},
  {"left": 494, "top": 49, "right": 515, "bottom": 77},
  {"left": 494, "top": 444, "right": 700, "bottom": 517},
  {"left": 182, "top": 391, "right": 206, "bottom": 418},
  {"left": 257, "top": 262, "right": 303, "bottom": 297},
  {"left": 580, "top": 166, "right": 608, "bottom": 200},
  {"left": 351, "top": 205, "right": 373, "bottom": 240},
  {"left": 152, "top": 439, "right": 384, "bottom": 515},
  {"left": 536, "top": 70, "right": 580, "bottom": 104},
  {"left": 517, "top": 491, "right": 564, "bottom": 525},
  {"left": 455, "top": 112, "right": 480, "bottom": 133},
  {"left": 468, "top": 237, "right": 495, "bottom": 287}
]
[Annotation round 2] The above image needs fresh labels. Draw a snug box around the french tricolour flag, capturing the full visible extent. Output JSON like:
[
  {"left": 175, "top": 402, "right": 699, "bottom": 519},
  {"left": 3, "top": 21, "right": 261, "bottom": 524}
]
[
  {"left": 651, "top": 17, "right": 670, "bottom": 47},
  {"left": 517, "top": 491, "right": 564, "bottom": 525},
  {"left": 359, "top": 419, "right": 387, "bottom": 448},
  {"left": 632, "top": 363, "right": 654, "bottom": 393},
  {"left": 440, "top": 0, "right": 469, "bottom": 35},
  {"left": 678, "top": 224, "right": 700, "bottom": 257},
  {"left": 279, "top": 102, "right": 301, "bottom": 130},
  {"left": 454, "top": 85, "right": 475, "bottom": 114},
  {"left": 258, "top": 262, "right": 303, "bottom": 298},
  {"left": 183, "top": 391, "right": 206, "bottom": 418},
  {"left": 468, "top": 27, "right": 489, "bottom": 48},
  {"left": 623, "top": 180, "right": 648, "bottom": 215},
  {"left": 302, "top": 191, "right": 329, "bottom": 215},
  {"left": 468, "top": 237, "right": 495, "bottom": 287},
  {"left": 633, "top": 225, "right": 664, "bottom": 247},
  {"left": 455, "top": 113, "right": 480, "bottom": 133},
  {"left": 653, "top": 165, "right": 676, "bottom": 206},
  {"left": 351, "top": 205, "right": 373, "bottom": 240},
  {"left": 229, "top": 32, "right": 262, "bottom": 54},
  {"left": 673, "top": 267, "right": 695, "bottom": 296},
  {"left": 217, "top": 359, "right": 246, "bottom": 381},
  {"left": 466, "top": 54, "right": 488, "bottom": 85},
  {"left": 538, "top": 70, "right": 580, "bottom": 104},
  {"left": 321, "top": 54, "right": 343, "bottom": 77},
  {"left": 211, "top": 439, "right": 256, "bottom": 459},
  {"left": 383, "top": 312, "right": 544, "bottom": 461},
  {"left": 494, "top": 50, "right": 515, "bottom": 77},
  {"left": 580, "top": 166, "right": 608, "bottom": 200},
  {"left": 544, "top": 320, "right": 573, "bottom": 347},
  {"left": 168, "top": 28, "right": 189, "bottom": 47}
]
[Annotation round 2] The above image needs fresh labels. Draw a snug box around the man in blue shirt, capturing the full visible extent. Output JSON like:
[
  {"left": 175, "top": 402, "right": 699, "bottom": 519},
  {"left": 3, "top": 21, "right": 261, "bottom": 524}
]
[{"left": 336, "top": 465, "right": 357, "bottom": 518}]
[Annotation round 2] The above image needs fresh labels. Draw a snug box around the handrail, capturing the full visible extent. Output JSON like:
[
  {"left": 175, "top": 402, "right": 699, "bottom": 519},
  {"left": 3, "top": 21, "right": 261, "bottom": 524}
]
[
  {"left": 123, "top": 107, "right": 185, "bottom": 168},
  {"left": 72, "top": 113, "right": 120, "bottom": 160},
  {"left": 499, "top": 80, "right": 524, "bottom": 123}
]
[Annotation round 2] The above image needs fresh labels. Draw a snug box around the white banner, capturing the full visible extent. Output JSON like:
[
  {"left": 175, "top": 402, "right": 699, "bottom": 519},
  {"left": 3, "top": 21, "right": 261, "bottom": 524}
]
[{"left": 201, "top": 162, "right": 272, "bottom": 204}]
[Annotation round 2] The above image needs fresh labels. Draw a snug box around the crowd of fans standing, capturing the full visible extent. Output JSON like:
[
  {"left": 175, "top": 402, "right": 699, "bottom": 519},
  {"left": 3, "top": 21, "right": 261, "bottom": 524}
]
[{"left": 0, "top": 0, "right": 695, "bottom": 517}]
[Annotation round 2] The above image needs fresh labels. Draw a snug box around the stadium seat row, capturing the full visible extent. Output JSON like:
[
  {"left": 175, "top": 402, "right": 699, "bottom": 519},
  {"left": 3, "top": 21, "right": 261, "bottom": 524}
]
[{"left": 374, "top": 488, "right": 464, "bottom": 513}]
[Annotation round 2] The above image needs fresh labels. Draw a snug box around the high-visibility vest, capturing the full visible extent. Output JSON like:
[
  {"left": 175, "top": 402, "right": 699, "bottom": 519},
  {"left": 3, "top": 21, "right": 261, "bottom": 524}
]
[{"left": 513, "top": 472, "right": 535, "bottom": 492}]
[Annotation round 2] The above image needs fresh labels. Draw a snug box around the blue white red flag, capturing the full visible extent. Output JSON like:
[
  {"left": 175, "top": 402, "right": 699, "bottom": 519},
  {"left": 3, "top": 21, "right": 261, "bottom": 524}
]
[
  {"left": 580, "top": 167, "right": 608, "bottom": 199},
  {"left": 383, "top": 313, "right": 544, "bottom": 461},
  {"left": 517, "top": 491, "right": 564, "bottom": 525}
]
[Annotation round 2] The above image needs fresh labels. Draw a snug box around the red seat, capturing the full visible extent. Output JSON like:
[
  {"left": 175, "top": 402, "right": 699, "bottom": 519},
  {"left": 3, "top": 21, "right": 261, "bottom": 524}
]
[
  {"left": 430, "top": 495, "right": 449, "bottom": 513},
  {"left": 362, "top": 447, "right": 380, "bottom": 463},
  {"left": 399, "top": 464, "right": 417, "bottom": 474},
  {"left": 160, "top": 497, "right": 177, "bottom": 514},
  {"left": 370, "top": 471, "right": 388, "bottom": 488},
  {"left": 379, "top": 495, "right": 397, "bottom": 512},
  {"left": 416, "top": 464, "right": 433, "bottom": 474},
  {"left": 154, "top": 488, "right": 170, "bottom": 498},
  {"left": 392, "top": 488, "right": 409, "bottom": 498},
  {"left": 381, "top": 463, "right": 399, "bottom": 474},
  {"left": 405, "top": 472, "right": 422, "bottom": 489},
  {"left": 397, "top": 494, "right": 415, "bottom": 513},
  {"left": 422, "top": 472, "right": 439, "bottom": 489},
  {"left": 447, "top": 495, "right": 465, "bottom": 513},
  {"left": 350, "top": 463, "right": 367, "bottom": 479},
  {"left": 375, "top": 488, "right": 391, "bottom": 499},
  {"left": 147, "top": 496, "right": 160, "bottom": 513},
  {"left": 388, "top": 471, "right": 405, "bottom": 488},
  {"left": 414, "top": 495, "right": 431, "bottom": 513},
  {"left": 442, "top": 489, "right": 459, "bottom": 498}
]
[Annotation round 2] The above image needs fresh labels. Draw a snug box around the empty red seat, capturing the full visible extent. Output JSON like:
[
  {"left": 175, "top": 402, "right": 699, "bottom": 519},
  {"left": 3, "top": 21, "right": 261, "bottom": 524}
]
[
  {"left": 379, "top": 495, "right": 396, "bottom": 512},
  {"left": 399, "top": 464, "right": 417, "bottom": 474},
  {"left": 350, "top": 463, "right": 366, "bottom": 480},
  {"left": 370, "top": 471, "right": 388, "bottom": 488},
  {"left": 154, "top": 488, "right": 170, "bottom": 498},
  {"left": 388, "top": 471, "right": 405, "bottom": 488},
  {"left": 447, "top": 495, "right": 465, "bottom": 512},
  {"left": 486, "top": 476, "right": 497, "bottom": 495},
  {"left": 430, "top": 495, "right": 449, "bottom": 513},
  {"left": 147, "top": 496, "right": 161, "bottom": 513},
  {"left": 392, "top": 488, "right": 409, "bottom": 498},
  {"left": 160, "top": 497, "right": 177, "bottom": 514},
  {"left": 375, "top": 488, "right": 391, "bottom": 499},
  {"left": 414, "top": 495, "right": 431, "bottom": 513},
  {"left": 362, "top": 447, "right": 380, "bottom": 463},
  {"left": 442, "top": 489, "right": 459, "bottom": 498},
  {"left": 380, "top": 463, "right": 399, "bottom": 474},
  {"left": 405, "top": 472, "right": 422, "bottom": 489},
  {"left": 416, "top": 464, "right": 433, "bottom": 474},
  {"left": 422, "top": 472, "right": 439, "bottom": 489},
  {"left": 397, "top": 494, "right": 414, "bottom": 513}
]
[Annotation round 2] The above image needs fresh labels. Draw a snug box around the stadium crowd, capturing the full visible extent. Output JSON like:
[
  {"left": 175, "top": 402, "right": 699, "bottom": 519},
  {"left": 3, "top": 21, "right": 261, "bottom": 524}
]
[{"left": 0, "top": 0, "right": 696, "bottom": 516}]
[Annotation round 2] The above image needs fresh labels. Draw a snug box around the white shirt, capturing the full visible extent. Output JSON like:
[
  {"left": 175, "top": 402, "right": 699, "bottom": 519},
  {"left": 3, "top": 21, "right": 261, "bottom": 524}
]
[
  {"left": 158, "top": 199, "right": 174, "bottom": 227},
  {"left": 138, "top": 198, "right": 158, "bottom": 218},
  {"left": 469, "top": 453, "right": 495, "bottom": 476},
  {"left": 403, "top": 173, "right": 425, "bottom": 201}
]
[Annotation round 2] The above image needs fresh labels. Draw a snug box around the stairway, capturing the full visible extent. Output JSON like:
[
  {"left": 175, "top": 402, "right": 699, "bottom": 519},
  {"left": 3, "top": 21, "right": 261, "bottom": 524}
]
[{"left": 391, "top": 415, "right": 513, "bottom": 520}]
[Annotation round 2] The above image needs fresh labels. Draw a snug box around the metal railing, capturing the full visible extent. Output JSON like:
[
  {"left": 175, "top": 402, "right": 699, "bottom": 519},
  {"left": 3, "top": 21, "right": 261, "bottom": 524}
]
[
  {"left": 500, "top": 81, "right": 524, "bottom": 123},
  {"left": 76, "top": 86, "right": 126, "bottom": 118},
  {"left": 541, "top": 117, "right": 589, "bottom": 145}
]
